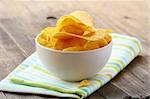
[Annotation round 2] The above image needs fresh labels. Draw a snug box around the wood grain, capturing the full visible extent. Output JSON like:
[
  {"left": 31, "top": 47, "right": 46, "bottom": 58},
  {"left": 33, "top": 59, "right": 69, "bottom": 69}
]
[{"left": 0, "top": 0, "right": 149, "bottom": 99}]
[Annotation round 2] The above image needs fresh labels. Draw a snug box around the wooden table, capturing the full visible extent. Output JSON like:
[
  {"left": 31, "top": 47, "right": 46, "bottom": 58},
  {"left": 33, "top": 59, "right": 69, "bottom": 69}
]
[{"left": 0, "top": 0, "right": 149, "bottom": 99}]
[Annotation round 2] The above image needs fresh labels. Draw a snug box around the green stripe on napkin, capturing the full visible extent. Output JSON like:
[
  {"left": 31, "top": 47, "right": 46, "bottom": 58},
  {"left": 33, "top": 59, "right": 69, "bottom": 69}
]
[{"left": 0, "top": 33, "right": 142, "bottom": 99}]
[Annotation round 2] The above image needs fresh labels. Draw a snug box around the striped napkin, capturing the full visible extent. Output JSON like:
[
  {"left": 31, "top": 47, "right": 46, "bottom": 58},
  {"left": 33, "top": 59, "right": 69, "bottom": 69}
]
[{"left": 0, "top": 33, "right": 142, "bottom": 99}]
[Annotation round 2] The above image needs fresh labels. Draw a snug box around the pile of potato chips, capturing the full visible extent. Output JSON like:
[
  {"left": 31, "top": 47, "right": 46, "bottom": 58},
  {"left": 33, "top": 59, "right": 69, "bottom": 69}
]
[{"left": 38, "top": 11, "right": 112, "bottom": 51}]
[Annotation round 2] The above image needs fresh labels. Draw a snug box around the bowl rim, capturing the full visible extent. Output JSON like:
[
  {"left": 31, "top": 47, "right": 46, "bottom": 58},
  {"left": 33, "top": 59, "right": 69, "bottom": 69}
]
[{"left": 35, "top": 33, "right": 112, "bottom": 54}]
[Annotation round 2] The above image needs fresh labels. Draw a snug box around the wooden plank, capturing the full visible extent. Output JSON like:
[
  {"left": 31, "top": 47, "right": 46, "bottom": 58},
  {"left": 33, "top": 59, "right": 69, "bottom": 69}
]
[
  {"left": 2, "top": 92, "right": 35, "bottom": 99},
  {"left": 0, "top": 92, "right": 6, "bottom": 99},
  {"left": 0, "top": 26, "right": 26, "bottom": 79},
  {"left": 88, "top": 83, "right": 128, "bottom": 99},
  {"left": 1, "top": 92, "right": 64, "bottom": 99},
  {"left": 111, "top": 56, "right": 150, "bottom": 96}
]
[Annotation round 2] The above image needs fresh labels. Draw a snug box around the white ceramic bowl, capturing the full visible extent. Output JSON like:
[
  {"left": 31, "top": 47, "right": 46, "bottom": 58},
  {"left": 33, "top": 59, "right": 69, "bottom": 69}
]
[{"left": 35, "top": 33, "right": 112, "bottom": 81}]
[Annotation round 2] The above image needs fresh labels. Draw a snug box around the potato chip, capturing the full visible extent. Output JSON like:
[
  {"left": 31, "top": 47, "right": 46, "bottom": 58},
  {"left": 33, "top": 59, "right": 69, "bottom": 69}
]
[
  {"left": 82, "top": 29, "right": 105, "bottom": 41},
  {"left": 71, "top": 38, "right": 86, "bottom": 46},
  {"left": 40, "top": 27, "right": 56, "bottom": 38},
  {"left": 50, "top": 37, "right": 57, "bottom": 47},
  {"left": 54, "top": 38, "right": 86, "bottom": 50},
  {"left": 52, "top": 32, "right": 83, "bottom": 40},
  {"left": 105, "top": 29, "right": 113, "bottom": 33},
  {"left": 83, "top": 30, "right": 95, "bottom": 37},
  {"left": 56, "top": 15, "right": 93, "bottom": 35},
  {"left": 56, "top": 15, "right": 82, "bottom": 27},
  {"left": 98, "top": 38, "right": 108, "bottom": 47},
  {"left": 70, "top": 11, "right": 94, "bottom": 27},
  {"left": 38, "top": 37, "right": 47, "bottom": 45},
  {"left": 45, "top": 43, "right": 53, "bottom": 48},
  {"left": 84, "top": 41, "right": 99, "bottom": 50},
  {"left": 54, "top": 39, "right": 69, "bottom": 50},
  {"left": 52, "top": 32, "right": 95, "bottom": 41},
  {"left": 63, "top": 46, "right": 85, "bottom": 51},
  {"left": 78, "top": 80, "right": 90, "bottom": 87},
  {"left": 104, "top": 32, "right": 112, "bottom": 43},
  {"left": 38, "top": 35, "right": 57, "bottom": 48},
  {"left": 53, "top": 30, "right": 103, "bottom": 42},
  {"left": 52, "top": 32, "right": 75, "bottom": 40},
  {"left": 60, "top": 25, "right": 85, "bottom": 35}
]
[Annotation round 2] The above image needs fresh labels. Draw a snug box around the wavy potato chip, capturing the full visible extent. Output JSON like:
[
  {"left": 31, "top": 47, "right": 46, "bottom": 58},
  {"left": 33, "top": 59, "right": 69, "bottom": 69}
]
[
  {"left": 40, "top": 27, "right": 56, "bottom": 38},
  {"left": 38, "top": 27, "right": 57, "bottom": 48},
  {"left": 56, "top": 15, "right": 93, "bottom": 35},
  {"left": 56, "top": 15, "right": 82, "bottom": 27},
  {"left": 84, "top": 41, "right": 99, "bottom": 50},
  {"left": 98, "top": 38, "right": 108, "bottom": 47},
  {"left": 83, "top": 31, "right": 95, "bottom": 37},
  {"left": 45, "top": 43, "right": 53, "bottom": 48},
  {"left": 52, "top": 32, "right": 75, "bottom": 40},
  {"left": 38, "top": 35, "right": 57, "bottom": 48},
  {"left": 38, "top": 37, "right": 47, "bottom": 45},
  {"left": 52, "top": 32, "right": 92, "bottom": 41},
  {"left": 60, "top": 25, "right": 85, "bottom": 35},
  {"left": 104, "top": 32, "right": 112, "bottom": 43},
  {"left": 53, "top": 29, "right": 105, "bottom": 42},
  {"left": 49, "top": 37, "right": 57, "bottom": 47},
  {"left": 52, "top": 32, "right": 84, "bottom": 40},
  {"left": 54, "top": 38, "right": 86, "bottom": 50},
  {"left": 70, "top": 11, "right": 94, "bottom": 27},
  {"left": 54, "top": 39, "right": 70, "bottom": 50},
  {"left": 82, "top": 29, "right": 105, "bottom": 41}
]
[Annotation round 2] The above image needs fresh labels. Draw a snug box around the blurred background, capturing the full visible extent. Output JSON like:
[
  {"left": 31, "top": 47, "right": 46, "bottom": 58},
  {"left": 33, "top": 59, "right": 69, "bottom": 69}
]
[{"left": 0, "top": 0, "right": 149, "bottom": 99}]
